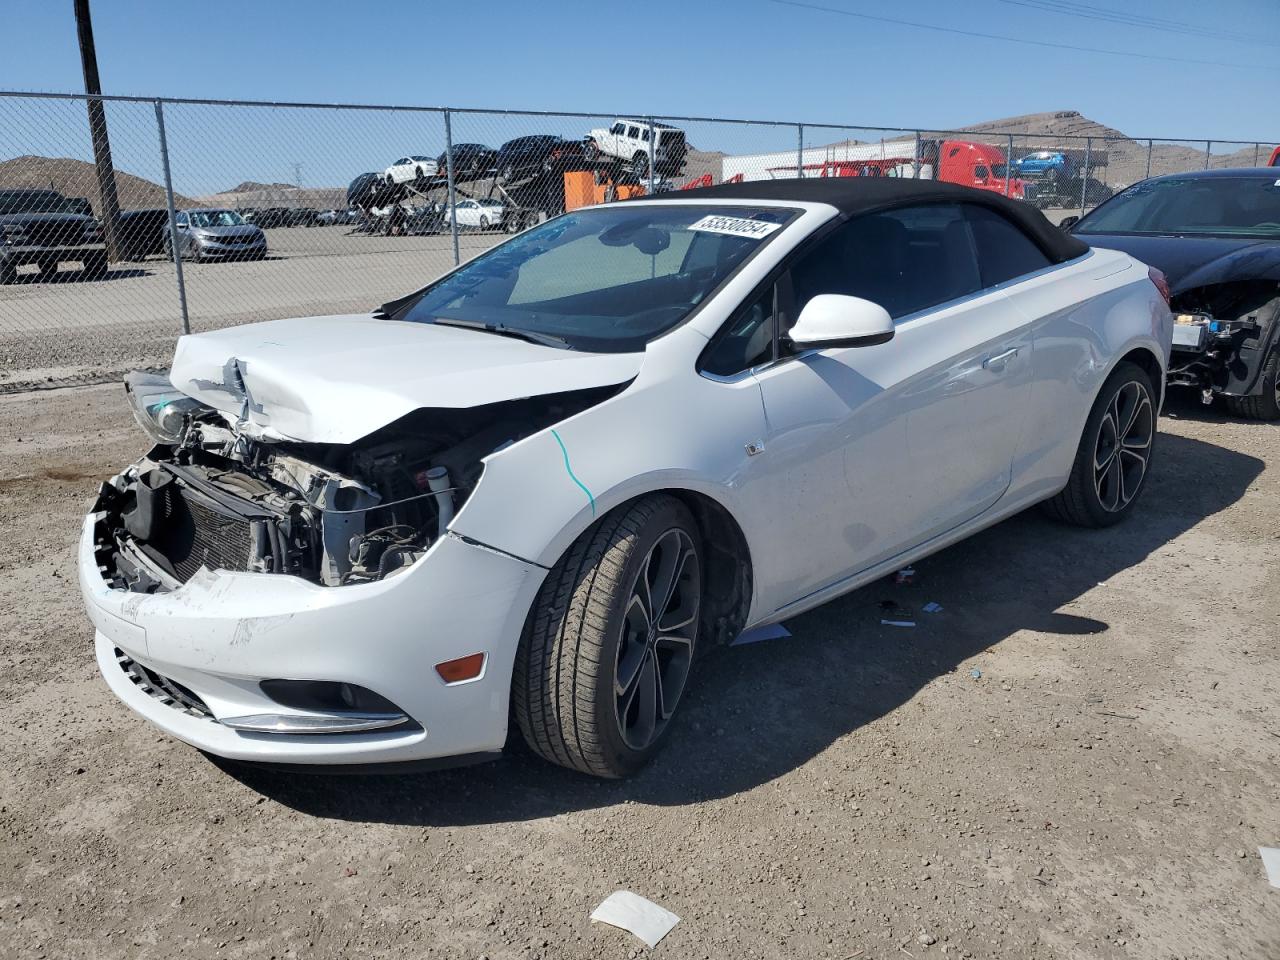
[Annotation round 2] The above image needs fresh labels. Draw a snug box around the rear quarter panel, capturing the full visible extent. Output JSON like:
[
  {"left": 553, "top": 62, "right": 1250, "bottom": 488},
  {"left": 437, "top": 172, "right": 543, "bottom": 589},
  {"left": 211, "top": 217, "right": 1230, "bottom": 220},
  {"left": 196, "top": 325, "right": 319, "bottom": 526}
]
[{"left": 1002, "top": 247, "right": 1171, "bottom": 503}]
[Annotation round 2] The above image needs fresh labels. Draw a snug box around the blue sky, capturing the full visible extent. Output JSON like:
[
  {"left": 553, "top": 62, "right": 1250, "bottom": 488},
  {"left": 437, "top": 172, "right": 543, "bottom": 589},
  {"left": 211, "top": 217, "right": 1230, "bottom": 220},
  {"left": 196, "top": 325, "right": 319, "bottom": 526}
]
[{"left": 1, "top": 0, "right": 1276, "bottom": 196}]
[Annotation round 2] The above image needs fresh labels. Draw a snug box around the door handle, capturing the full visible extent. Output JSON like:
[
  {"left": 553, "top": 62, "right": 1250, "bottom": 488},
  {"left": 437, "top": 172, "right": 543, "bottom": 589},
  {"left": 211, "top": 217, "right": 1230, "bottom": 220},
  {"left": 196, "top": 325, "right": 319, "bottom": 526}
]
[{"left": 982, "top": 347, "right": 1019, "bottom": 370}]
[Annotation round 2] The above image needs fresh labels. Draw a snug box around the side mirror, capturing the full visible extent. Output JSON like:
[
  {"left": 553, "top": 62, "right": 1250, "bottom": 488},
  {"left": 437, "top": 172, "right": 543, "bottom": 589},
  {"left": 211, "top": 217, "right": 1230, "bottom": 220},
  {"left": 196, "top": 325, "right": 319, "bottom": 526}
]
[
  {"left": 787, "top": 294, "right": 895, "bottom": 349},
  {"left": 1058, "top": 215, "right": 1079, "bottom": 230}
]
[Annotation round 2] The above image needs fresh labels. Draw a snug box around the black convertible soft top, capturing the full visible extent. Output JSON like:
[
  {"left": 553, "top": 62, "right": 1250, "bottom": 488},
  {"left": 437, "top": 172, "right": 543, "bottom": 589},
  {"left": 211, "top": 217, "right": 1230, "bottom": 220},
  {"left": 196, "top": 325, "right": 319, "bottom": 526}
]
[{"left": 639, "top": 177, "right": 1089, "bottom": 264}]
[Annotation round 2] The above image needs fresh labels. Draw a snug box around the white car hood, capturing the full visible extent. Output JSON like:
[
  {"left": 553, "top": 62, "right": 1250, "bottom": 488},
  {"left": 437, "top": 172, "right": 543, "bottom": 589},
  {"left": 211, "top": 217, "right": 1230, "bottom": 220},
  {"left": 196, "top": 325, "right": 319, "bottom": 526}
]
[{"left": 169, "top": 314, "right": 644, "bottom": 444}]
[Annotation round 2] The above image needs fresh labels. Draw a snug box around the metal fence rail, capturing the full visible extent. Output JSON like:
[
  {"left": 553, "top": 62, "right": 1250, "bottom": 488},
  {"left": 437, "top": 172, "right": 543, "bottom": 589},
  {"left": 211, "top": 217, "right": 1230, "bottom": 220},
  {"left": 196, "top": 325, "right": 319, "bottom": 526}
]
[{"left": 0, "top": 90, "right": 1274, "bottom": 390}]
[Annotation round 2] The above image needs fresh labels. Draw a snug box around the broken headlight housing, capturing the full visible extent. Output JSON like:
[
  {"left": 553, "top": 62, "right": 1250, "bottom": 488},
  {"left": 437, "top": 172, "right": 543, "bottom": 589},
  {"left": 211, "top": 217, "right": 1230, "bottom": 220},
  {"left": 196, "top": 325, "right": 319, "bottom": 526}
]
[{"left": 124, "top": 370, "right": 208, "bottom": 445}]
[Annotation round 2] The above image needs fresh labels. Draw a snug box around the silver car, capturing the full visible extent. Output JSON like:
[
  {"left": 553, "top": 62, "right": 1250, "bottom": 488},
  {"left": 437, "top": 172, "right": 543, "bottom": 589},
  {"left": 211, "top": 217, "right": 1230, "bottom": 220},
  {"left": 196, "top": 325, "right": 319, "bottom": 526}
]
[{"left": 166, "top": 208, "right": 267, "bottom": 261}]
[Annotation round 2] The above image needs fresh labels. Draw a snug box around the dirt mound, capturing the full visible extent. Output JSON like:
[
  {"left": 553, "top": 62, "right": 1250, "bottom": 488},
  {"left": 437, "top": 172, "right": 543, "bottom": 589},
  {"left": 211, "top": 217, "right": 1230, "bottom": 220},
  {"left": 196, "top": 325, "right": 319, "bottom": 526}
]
[{"left": 0, "top": 155, "right": 197, "bottom": 212}]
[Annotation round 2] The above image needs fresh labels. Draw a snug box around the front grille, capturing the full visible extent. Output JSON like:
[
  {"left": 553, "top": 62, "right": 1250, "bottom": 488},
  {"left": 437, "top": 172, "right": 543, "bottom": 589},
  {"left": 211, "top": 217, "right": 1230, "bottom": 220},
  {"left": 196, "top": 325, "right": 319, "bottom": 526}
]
[
  {"left": 149, "top": 483, "right": 256, "bottom": 582},
  {"left": 212, "top": 234, "right": 256, "bottom": 245},
  {"left": 115, "top": 648, "right": 214, "bottom": 720},
  {"left": 25, "top": 218, "right": 86, "bottom": 246}
]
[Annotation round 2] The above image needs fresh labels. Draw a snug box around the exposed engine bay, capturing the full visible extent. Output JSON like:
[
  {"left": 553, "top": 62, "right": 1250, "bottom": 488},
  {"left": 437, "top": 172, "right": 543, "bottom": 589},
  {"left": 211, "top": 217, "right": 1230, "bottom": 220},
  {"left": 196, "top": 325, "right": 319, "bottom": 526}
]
[
  {"left": 1167, "top": 280, "right": 1280, "bottom": 399},
  {"left": 92, "top": 372, "right": 616, "bottom": 593}
]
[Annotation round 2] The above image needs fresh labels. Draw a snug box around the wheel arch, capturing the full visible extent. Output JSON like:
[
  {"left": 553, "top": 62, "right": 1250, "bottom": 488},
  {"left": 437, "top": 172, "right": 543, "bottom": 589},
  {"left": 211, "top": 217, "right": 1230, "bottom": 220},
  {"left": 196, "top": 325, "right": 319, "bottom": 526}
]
[
  {"left": 533, "top": 483, "right": 755, "bottom": 649},
  {"left": 1116, "top": 345, "right": 1166, "bottom": 409}
]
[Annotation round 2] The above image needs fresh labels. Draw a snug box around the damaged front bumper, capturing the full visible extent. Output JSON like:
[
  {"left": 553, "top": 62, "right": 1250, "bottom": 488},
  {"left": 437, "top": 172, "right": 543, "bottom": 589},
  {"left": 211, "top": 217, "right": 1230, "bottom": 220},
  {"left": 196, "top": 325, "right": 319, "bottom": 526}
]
[{"left": 79, "top": 508, "right": 545, "bottom": 765}]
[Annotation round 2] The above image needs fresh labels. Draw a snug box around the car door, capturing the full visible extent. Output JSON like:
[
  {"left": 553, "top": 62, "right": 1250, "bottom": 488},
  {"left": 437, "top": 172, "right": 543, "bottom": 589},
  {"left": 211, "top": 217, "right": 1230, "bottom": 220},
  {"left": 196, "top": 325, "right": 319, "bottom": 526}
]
[{"left": 729, "top": 203, "right": 1037, "bottom": 614}]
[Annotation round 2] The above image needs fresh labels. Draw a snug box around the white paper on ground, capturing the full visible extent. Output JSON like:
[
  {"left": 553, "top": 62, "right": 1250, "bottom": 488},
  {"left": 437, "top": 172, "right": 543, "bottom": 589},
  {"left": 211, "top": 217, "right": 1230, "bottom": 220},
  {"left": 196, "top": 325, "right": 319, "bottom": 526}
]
[
  {"left": 731, "top": 623, "right": 792, "bottom": 646},
  {"left": 1260, "top": 847, "right": 1280, "bottom": 888},
  {"left": 881, "top": 619, "right": 916, "bottom": 627},
  {"left": 591, "top": 890, "right": 680, "bottom": 948},
  {"left": 923, "top": 602, "right": 943, "bottom": 613}
]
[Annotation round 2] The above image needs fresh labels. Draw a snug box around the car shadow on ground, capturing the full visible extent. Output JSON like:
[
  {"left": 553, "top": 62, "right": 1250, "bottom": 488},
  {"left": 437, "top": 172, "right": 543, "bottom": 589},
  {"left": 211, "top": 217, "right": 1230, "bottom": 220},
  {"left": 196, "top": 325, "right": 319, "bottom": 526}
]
[
  {"left": 218, "top": 430, "right": 1263, "bottom": 825},
  {"left": 10, "top": 267, "right": 151, "bottom": 283}
]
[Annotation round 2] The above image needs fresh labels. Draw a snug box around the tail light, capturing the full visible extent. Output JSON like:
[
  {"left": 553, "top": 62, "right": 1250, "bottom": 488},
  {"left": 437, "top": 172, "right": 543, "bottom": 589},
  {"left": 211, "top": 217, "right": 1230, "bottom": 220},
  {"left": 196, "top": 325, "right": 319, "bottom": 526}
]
[{"left": 1148, "top": 266, "right": 1171, "bottom": 307}]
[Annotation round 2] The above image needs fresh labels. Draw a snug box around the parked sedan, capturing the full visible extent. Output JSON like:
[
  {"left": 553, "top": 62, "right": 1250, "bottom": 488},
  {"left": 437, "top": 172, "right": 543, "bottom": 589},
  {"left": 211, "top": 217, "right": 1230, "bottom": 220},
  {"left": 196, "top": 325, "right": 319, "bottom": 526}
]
[
  {"left": 80, "top": 179, "right": 1169, "bottom": 779},
  {"left": 440, "top": 197, "right": 505, "bottom": 229},
  {"left": 165, "top": 208, "right": 267, "bottom": 261},
  {"left": 1068, "top": 168, "right": 1280, "bottom": 419},
  {"left": 384, "top": 155, "right": 439, "bottom": 185}
]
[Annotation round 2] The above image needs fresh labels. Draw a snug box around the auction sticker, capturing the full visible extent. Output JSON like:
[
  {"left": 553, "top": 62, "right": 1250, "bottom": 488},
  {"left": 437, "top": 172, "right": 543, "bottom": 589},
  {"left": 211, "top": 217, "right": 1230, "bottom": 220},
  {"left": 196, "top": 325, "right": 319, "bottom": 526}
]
[{"left": 688, "top": 215, "right": 783, "bottom": 239}]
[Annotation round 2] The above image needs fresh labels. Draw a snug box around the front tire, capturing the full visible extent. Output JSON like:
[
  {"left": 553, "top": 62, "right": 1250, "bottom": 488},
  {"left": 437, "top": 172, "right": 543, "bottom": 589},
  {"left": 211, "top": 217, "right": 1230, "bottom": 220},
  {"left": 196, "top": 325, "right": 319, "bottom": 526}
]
[
  {"left": 1225, "top": 343, "right": 1280, "bottom": 421},
  {"left": 513, "top": 495, "right": 703, "bottom": 778},
  {"left": 1043, "top": 361, "right": 1156, "bottom": 527}
]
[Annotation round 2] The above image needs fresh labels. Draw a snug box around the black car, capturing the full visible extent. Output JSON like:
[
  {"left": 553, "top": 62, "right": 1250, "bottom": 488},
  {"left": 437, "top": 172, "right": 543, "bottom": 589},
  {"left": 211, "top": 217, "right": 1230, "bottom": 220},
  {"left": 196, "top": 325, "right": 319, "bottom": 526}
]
[
  {"left": 436, "top": 143, "right": 497, "bottom": 181},
  {"left": 494, "top": 135, "right": 588, "bottom": 182},
  {"left": 0, "top": 188, "right": 107, "bottom": 283},
  {"left": 114, "top": 208, "right": 170, "bottom": 260},
  {"left": 1069, "top": 169, "right": 1280, "bottom": 420},
  {"left": 244, "top": 207, "right": 293, "bottom": 229}
]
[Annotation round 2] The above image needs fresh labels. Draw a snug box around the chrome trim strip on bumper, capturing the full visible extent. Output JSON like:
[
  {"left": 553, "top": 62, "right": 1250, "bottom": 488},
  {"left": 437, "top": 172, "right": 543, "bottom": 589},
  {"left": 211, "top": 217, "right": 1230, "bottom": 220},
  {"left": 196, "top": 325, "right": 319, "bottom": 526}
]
[{"left": 218, "top": 712, "right": 411, "bottom": 734}]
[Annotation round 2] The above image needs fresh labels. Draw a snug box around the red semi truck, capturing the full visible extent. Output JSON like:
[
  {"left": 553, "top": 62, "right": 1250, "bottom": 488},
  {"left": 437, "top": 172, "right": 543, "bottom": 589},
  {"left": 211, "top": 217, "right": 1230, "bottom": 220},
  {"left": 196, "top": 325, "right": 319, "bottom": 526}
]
[{"left": 725, "top": 138, "right": 1028, "bottom": 199}]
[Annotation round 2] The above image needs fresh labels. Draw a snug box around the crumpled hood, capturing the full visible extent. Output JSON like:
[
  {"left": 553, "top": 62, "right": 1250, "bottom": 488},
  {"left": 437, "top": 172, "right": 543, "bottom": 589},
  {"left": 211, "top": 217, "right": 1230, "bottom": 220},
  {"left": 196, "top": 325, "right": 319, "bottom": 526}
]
[{"left": 169, "top": 313, "right": 644, "bottom": 444}]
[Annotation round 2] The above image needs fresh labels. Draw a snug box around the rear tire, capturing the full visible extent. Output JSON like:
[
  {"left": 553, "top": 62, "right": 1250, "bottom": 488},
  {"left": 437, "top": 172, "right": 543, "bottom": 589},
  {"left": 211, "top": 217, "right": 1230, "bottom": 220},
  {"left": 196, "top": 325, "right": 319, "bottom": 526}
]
[
  {"left": 1043, "top": 361, "right": 1156, "bottom": 528},
  {"left": 513, "top": 495, "right": 703, "bottom": 778},
  {"left": 631, "top": 152, "right": 649, "bottom": 179},
  {"left": 82, "top": 252, "right": 108, "bottom": 280}
]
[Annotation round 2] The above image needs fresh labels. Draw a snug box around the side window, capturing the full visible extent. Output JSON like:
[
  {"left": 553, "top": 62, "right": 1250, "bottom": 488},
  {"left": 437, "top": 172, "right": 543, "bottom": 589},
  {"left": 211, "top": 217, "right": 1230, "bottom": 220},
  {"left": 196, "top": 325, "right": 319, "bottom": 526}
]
[
  {"left": 964, "top": 204, "right": 1053, "bottom": 287},
  {"left": 701, "top": 283, "right": 776, "bottom": 377},
  {"left": 175, "top": 212, "right": 188, "bottom": 227},
  {"left": 788, "top": 203, "right": 982, "bottom": 321},
  {"left": 611, "top": 122, "right": 625, "bottom": 135},
  {"left": 627, "top": 125, "right": 641, "bottom": 139}
]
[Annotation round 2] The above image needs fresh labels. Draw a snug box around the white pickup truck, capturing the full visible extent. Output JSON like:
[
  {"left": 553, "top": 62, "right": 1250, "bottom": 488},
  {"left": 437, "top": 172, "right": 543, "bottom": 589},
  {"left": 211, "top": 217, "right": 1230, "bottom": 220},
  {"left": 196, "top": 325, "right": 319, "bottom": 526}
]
[{"left": 584, "top": 119, "right": 688, "bottom": 178}]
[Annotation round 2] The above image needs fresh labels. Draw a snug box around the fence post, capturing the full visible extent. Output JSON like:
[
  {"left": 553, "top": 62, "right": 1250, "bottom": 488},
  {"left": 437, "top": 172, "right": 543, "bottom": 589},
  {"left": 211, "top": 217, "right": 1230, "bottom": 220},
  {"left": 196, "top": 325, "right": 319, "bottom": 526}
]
[
  {"left": 1254, "top": 142, "right": 1261, "bottom": 166},
  {"left": 1145, "top": 139, "right": 1153, "bottom": 180},
  {"left": 1204, "top": 140, "right": 1212, "bottom": 170},
  {"left": 913, "top": 130, "right": 921, "bottom": 178},
  {"left": 646, "top": 117, "right": 657, "bottom": 194},
  {"left": 153, "top": 99, "right": 189, "bottom": 336},
  {"left": 797, "top": 123, "right": 804, "bottom": 179},
  {"left": 443, "top": 108, "right": 459, "bottom": 266},
  {"left": 1080, "top": 137, "right": 1091, "bottom": 215},
  {"left": 1005, "top": 133, "right": 1013, "bottom": 197}
]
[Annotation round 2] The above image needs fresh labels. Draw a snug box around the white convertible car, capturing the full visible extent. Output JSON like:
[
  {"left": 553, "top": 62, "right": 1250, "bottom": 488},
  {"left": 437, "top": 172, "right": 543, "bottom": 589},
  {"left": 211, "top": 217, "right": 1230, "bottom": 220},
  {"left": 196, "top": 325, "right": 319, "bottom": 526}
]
[{"left": 79, "top": 179, "right": 1172, "bottom": 778}]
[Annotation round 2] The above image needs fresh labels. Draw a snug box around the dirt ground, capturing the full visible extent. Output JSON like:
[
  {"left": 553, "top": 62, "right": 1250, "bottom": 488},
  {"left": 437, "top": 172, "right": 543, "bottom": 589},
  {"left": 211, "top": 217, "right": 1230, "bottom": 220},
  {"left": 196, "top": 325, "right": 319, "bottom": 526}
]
[{"left": 0, "top": 383, "right": 1277, "bottom": 960}]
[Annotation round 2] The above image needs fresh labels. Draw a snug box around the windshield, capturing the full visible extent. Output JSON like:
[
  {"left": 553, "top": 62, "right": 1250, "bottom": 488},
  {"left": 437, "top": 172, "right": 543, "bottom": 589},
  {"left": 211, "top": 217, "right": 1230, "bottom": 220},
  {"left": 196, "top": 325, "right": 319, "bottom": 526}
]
[
  {"left": 989, "top": 163, "right": 1009, "bottom": 179},
  {"left": 0, "top": 190, "right": 71, "bottom": 215},
  {"left": 395, "top": 204, "right": 798, "bottom": 352},
  {"left": 189, "top": 210, "right": 245, "bottom": 228},
  {"left": 1076, "top": 176, "right": 1280, "bottom": 239}
]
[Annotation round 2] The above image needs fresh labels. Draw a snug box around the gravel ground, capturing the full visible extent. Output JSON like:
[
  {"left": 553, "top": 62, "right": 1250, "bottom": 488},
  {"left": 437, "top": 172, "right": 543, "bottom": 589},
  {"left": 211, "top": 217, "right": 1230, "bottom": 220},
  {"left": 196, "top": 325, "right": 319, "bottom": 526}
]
[{"left": 0, "top": 384, "right": 1277, "bottom": 960}]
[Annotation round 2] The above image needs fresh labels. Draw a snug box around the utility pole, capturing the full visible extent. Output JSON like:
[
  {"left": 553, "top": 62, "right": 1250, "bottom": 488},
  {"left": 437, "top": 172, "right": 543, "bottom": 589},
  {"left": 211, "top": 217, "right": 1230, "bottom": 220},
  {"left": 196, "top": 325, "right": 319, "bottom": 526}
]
[{"left": 74, "top": 0, "right": 122, "bottom": 260}]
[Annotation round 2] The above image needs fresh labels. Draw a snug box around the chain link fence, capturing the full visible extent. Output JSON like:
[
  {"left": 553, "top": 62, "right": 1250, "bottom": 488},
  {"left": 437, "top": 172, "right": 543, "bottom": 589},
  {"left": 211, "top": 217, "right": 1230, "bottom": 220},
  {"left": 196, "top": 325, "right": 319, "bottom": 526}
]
[{"left": 0, "top": 91, "right": 1274, "bottom": 390}]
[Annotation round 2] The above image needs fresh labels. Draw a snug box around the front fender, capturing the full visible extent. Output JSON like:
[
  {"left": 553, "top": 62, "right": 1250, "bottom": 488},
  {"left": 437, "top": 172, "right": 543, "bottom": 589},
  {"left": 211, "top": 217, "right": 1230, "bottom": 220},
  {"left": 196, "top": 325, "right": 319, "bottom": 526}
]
[{"left": 449, "top": 331, "right": 768, "bottom": 573}]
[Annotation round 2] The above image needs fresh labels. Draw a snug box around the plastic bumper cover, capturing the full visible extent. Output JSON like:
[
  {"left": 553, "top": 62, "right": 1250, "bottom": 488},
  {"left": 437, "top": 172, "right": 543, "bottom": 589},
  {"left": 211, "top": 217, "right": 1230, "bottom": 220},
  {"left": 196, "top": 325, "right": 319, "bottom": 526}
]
[{"left": 80, "top": 516, "right": 546, "bottom": 764}]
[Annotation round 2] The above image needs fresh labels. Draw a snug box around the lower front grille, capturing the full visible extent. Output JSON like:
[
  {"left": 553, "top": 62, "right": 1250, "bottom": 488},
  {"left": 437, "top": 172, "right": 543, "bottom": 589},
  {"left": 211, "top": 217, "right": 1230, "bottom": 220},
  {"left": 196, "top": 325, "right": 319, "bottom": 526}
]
[{"left": 115, "top": 648, "right": 214, "bottom": 720}]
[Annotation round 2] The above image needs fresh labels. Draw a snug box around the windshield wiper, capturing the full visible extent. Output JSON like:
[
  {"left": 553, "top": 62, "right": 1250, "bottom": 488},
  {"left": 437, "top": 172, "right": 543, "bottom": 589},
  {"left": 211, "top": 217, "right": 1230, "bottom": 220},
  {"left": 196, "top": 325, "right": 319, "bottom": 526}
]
[{"left": 430, "top": 317, "right": 575, "bottom": 350}]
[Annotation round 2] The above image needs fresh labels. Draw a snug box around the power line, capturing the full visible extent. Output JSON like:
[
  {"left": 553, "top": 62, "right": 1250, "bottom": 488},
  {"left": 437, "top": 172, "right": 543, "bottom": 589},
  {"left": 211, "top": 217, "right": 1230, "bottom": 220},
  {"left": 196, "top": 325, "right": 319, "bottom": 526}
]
[
  {"left": 764, "top": 0, "right": 1266, "bottom": 69},
  {"left": 997, "top": 0, "right": 1280, "bottom": 48}
]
